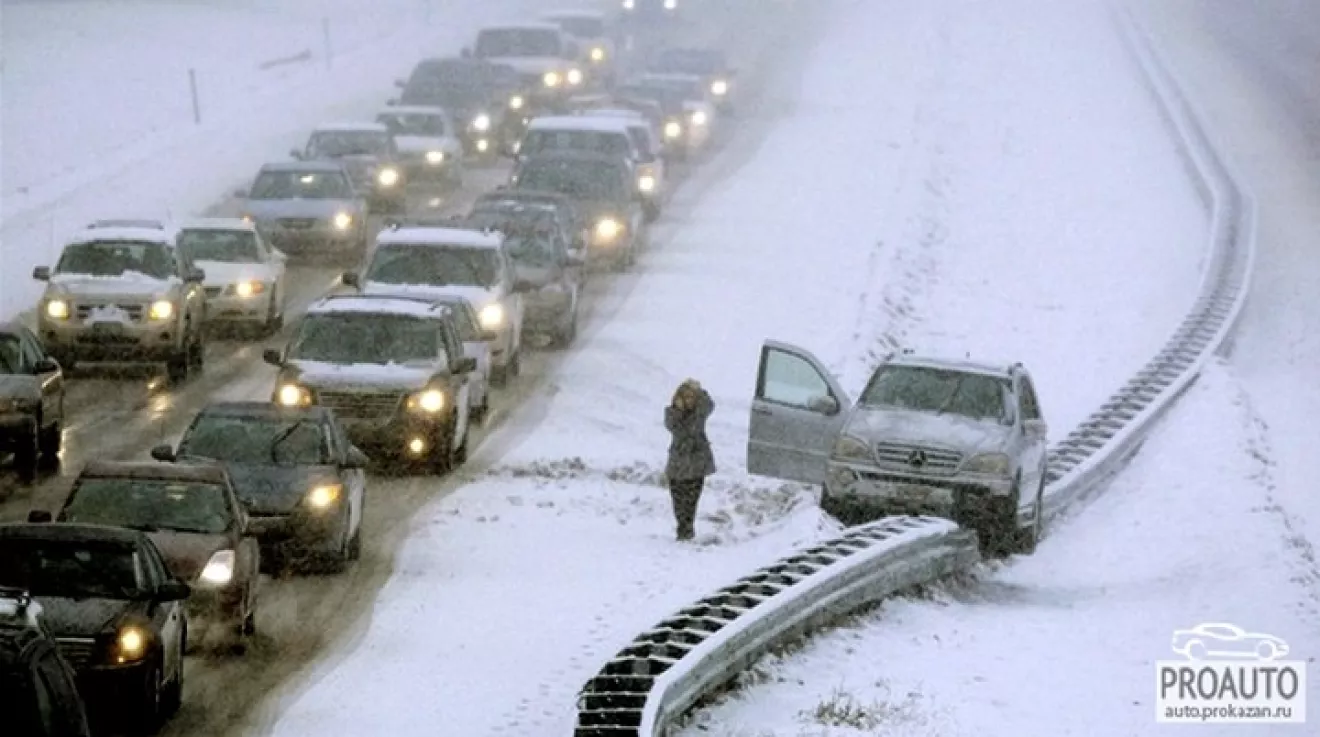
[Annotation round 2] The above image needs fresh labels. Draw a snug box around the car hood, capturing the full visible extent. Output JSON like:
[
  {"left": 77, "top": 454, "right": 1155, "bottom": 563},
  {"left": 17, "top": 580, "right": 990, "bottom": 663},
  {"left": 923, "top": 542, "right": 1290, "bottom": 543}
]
[
  {"left": 359, "top": 281, "right": 501, "bottom": 310},
  {"left": 143, "top": 530, "right": 232, "bottom": 581},
  {"left": 287, "top": 358, "right": 436, "bottom": 391},
  {"left": 217, "top": 461, "right": 340, "bottom": 515},
  {"left": 244, "top": 198, "right": 356, "bottom": 219},
  {"left": 394, "top": 135, "right": 462, "bottom": 155},
  {"left": 47, "top": 272, "right": 175, "bottom": 298},
  {"left": 32, "top": 596, "right": 138, "bottom": 638},
  {"left": 194, "top": 260, "right": 277, "bottom": 289},
  {"left": 844, "top": 407, "right": 1011, "bottom": 455},
  {"left": 0, "top": 373, "right": 41, "bottom": 400},
  {"left": 574, "top": 199, "right": 627, "bottom": 222},
  {"left": 486, "top": 56, "right": 563, "bottom": 75}
]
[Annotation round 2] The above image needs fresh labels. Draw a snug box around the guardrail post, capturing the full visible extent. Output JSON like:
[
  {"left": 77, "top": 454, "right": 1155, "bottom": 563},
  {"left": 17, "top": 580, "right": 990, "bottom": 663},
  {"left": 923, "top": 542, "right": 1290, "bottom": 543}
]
[{"left": 188, "top": 68, "right": 201, "bottom": 125}]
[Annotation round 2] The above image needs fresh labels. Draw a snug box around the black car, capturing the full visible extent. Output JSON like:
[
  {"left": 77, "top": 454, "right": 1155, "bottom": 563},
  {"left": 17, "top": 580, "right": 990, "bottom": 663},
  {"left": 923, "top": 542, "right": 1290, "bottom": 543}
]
[
  {"left": 511, "top": 151, "right": 646, "bottom": 270},
  {"left": 394, "top": 58, "right": 528, "bottom": 158},
  {"left": 648, "top": 46, "right": 736, "bottom": 112},
  {"left": 0, "top": 523, "right": 190, "bottom": 731},
  {"left": 152, "top": 402, "right": 369, "bottom": 573},
  {"left": 1, "top": 588, "right": 92, "bottom": 737},
  {"left": 0, "top": 321, "right": 65, "bottom": 483}
]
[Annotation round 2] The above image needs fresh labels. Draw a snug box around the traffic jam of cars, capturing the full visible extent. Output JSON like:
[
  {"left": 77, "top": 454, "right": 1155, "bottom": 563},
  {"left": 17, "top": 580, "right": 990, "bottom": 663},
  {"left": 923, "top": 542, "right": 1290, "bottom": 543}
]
[{"left": 0, "top": 1, "right": 756, "bottom": 731}]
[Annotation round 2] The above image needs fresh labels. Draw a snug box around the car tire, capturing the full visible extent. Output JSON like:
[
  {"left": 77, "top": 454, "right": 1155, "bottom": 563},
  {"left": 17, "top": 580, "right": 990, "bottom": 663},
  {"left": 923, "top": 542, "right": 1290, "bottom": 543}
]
[
  {"left": 551, "top": 309, "right": 578, "bottom": 349},
  {"left": 472, "top": 394, "right": 490, "bottom": 424},
  {"left": 262, "top": 294, "right": 283, "bottom": 336},
  {"left": 642, "top": 199, "right": 660, "bottom": 223},
  {"left": 429, "top": 423, "right": 454, "bottom": 476},
  {"left": 454, "top": 418, "right": 469, "bottom": 466},
  {"left": 130, "top": 659, "right": 164, "bottom": 734},
  {"left": 242, "top": 608, "right": 257, "bottom": 637},
  {"left": 13, "top": 423, "right": 39, "bottom": 484},
  {"left": 161, "top": 637, "right": 184, "bottom": 717},
  {"left": 1014, "top": 478, "right": 1045, "bottom": 555},
  {"left": 38, "top": 419, "right": 61, "bottom": 469},
  {"left": 166, "top": 348, "right": 189, "bottom": 384},
  {"left": 347, "top": 523, "right": 362, "bottom": 561},
  {"left": 189, "top": 327, "right": 205, "bottom": 371},
  {"left": 983, "top": 485, "right": 1023, "bottom": 558}
]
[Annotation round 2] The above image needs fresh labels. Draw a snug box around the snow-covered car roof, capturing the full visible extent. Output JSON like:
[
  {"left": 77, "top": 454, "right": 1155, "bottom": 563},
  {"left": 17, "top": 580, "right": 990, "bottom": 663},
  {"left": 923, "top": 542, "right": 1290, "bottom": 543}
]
[
  {"left": 177, "top": 217, "right": 257, "bottom": 232},
  {"left": 376, "top": 226, "right": 504, "bottom": 250},
  {"left": 638, "top": 72, "right": 705, "bottom": 84},
  {"left": 480, "top": 22, "right": 563, "bottom": 33},
  {"left": 66, "top": 225, "right": 177, "bottom": 246},
  {"left": 311, "top": 122, "right": 391, "bottom": 134},
  {"left": 884, "top": 353, "right": 1018, "bottom": 379},
  {"left": 542, "top": 10, "right": 606, "bottom": 21},
  {"left": 260, "top": 160, "right": 348, "bottom": 173},
  {"left": 307, "top": 294, "right": 452, "bottom": 319},
  {"left": 529, "top": 115, "right": 633, "bottom": 133},
  {"left": 576, "top": 107, "right": 646, "bottom": 120},
  {"left": 379, "top": 105, "right": 451, "bottom": 117}
]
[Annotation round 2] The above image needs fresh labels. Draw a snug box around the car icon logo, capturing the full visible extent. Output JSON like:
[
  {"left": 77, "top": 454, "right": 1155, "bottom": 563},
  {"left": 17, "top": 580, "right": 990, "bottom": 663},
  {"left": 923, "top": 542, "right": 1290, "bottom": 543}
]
[
  {"left": 1170, "top": 623, "right": 1291, "bottom": 661},
  {"left": 908, "top": 450, "right": 926, "bottom": 468}
]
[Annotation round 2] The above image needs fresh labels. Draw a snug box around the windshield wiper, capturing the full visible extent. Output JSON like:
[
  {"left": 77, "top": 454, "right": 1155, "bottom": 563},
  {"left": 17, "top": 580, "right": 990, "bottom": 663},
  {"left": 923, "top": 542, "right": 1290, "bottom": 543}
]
[
  {"left": 934, "top": 378, "right": 965, "bottom": 416},
  {"left": 270, "top": 420, "right": 312, "bottom": 464}
]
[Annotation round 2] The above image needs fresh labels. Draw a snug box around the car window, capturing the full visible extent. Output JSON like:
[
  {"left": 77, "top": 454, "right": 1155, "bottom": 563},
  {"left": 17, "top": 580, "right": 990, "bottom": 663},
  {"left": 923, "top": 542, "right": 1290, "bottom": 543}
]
[
  {"left": 139, "top": 539, "right": 169, "bottom": 586},
  {"left": 1018, "top": 376, "right": 1041, "bottom": 420},
  {"left": 760, "top": 349, "right": 831, "bottom": 408},
  {"left": 178, "top": 414, "right": 330, "bottom": 466},
  {"left": 517, "top": 159, "right": 627, "bottom": 201},
  {"left": 446, "top": 305, "right": 480, "bottom": 341},
  {"left": 251, "top": 171, "right": 352, "bottom": 200},
  {"left": 61, "top": 478, "right": 234, "bottom": 535},
  {"left": 55, "top": 240, "right": 176, "bottom": 280},
  {"left": 859, "top": 365, "right": 1009, "bottom": 421},
  {"left": 553, "top": 17, "right": 604, "bottom": 38},
  {"left": 0, "top": 334, "right": 21, "bottom": 374},
  {"left": 475, "top": 28, "right": 562, "bottom": 58},
  {"left": 289, "top": 312, "right": 445, "bottom": 366},
  {"left": 307, "top": 131, "right": 389, "bottom": 157},
  {"left": 17, "top": 327, "right": 46, "bottom": 368},
  {"left": 0, "top": 539, "right": 142, "bottom": 599},
  {"left": 365, "top": 244, "right": 501, "bottom": 288},
  {"left": 523, "top": 130, "right": 631, "bottom": 158},
  {"left": 178, "top": 229, "right": 261, "bottom": 263},
  {"left": 378, "top": 113, "right": 447, "bottom": 137}
]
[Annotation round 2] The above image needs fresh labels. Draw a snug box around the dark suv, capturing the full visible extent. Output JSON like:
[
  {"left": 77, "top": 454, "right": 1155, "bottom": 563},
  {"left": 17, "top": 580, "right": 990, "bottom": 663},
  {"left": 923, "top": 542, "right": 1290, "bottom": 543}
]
[
  {"left": 0, "top": 321, "right": 65, "bottom": 483},
  {"left": 0, "top": 588, "right": 92, "bottom": 737}
]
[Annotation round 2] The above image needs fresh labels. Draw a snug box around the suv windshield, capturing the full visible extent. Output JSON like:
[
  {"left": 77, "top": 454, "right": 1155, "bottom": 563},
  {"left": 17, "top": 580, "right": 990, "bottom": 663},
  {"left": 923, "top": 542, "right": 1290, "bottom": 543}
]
[
  {"left": 55, "top": 240, "right": 176, "bottom": 279},
  {"left": 518, "top": 159, "right": 627, "bottom": 201},
  {"left": 365, "top": 244, "right": 501, "bottom": 288},
  {"left": 523, "top": 129, "right": 631, "bottom": 158},
  {"left": 377, "top": 112, "right": 447, "bottom": 137},
  {"left": 290, "top": 312, "right": 441, "bottom": 364},
  {"left": 616, "top": 84, "right": 685, "bottom": 112},
  {"left": 859, "top": 365, "right": 1010, "bottom": 421},
  {"left": 552, "top": 17, "right": 604, "bottom": 38},
  {"left": 307, "top": 131, "right": 389, "bottom": 158},
  {"left": 62, "top": 478, "right": 233, "bottom": 535},
  {"left": 476, "top": 28, "right": 562, "bottom": 58},
  {"left": 0, "top": 539, "right": 141, "bottom": 600},
  {"left": 178, "top": 229, "right": 260, "bottom": 263},
  {"left": 643, "top": 76, "right": 704, "bottom": 100},
  {"left": 654, "top": 49, "right": 726, "bottom": 74},
  {"left": 466, "top": 210, "right": 559, "bottom": 266},
  {"left": 251, "top": 170, "right": 351, "bottom": 200},
  {"left": 179, "top": 415, "right": 329, "bottom": 465}
]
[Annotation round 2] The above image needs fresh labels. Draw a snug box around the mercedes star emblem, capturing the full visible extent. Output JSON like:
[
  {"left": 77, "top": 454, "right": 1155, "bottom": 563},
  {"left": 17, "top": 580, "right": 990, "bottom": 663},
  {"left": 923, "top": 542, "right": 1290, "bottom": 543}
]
[{"left": 908, "top": 449, "right": 927, "bottom": 468}]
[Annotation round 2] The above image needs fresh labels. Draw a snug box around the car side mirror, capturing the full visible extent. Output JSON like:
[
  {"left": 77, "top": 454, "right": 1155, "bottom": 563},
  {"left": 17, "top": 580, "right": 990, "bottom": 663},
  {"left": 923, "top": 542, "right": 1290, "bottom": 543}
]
[
  {"left": 26, "top": 510, "right": 53, "bottom": 523},
  {"left": 185, "top": 267, "right": 206, "bottom": 283},
  {"left": 344, "top": 446, "right": 369, "bottom": 469},
  {"left": 150, "top": 444, "right": 176, "bottom": 462},
  {"left": 32, "top": 266, "right": 50, "bottom": 281},
  {"left": 31, "top": 357, "right": 58, "bottom": 374},
  {"left": 262, "top": 348, "right": 284, "bottom": 367},
  {"left": 453, "top": 356, "right": 478, "bottom": 374},
  {"left": 341, "top": 271, "right": 361, "bottom": 288},
  {"left": 156, "top": 579, "right": 191, "bottom": 602},
  {"left": 807, "top": 395, "right": 840, "bottom": 416}
]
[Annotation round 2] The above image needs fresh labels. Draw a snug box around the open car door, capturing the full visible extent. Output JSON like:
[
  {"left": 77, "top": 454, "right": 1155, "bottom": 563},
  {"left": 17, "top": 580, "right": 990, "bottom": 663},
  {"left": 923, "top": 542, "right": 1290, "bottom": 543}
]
[{"left": 746, "top": 340, "right": 851, "bottom": 485}]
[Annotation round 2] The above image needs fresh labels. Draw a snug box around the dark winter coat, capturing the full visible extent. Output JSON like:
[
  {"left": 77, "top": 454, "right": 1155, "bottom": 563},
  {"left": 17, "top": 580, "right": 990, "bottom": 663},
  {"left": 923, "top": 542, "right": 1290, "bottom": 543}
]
[{"left": 664, "top": 389, "right": 716, "bottom": 481}]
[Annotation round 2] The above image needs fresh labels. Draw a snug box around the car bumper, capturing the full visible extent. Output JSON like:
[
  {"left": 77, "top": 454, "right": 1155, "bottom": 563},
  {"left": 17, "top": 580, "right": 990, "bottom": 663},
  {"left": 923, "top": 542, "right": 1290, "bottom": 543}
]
[
  {"left": 522, "top": 290, "right": 573, "bottom": 332},
  {"left": 824, "top": 461, "right": 1013, "bottom": 518},
  {"left": 247, "top": 508, "right": 348, "bottom": 556},
  {"left": 38, "top": 319, "right": 181, "bottom": 359},
  {"left": 402, "top": 156, "right": 458, "bottom": 180},
  {"left": 203, "top": 293, "right": 269, "bottom": 324},
  {"left": 340, "top": 413, "right": 450, "bottom": 460},
  {"left": 75, "top": 660, "right": 155, "bottom": 708},
  {"left": 264, "top": 227, "right": 361, "bottom": 255}
]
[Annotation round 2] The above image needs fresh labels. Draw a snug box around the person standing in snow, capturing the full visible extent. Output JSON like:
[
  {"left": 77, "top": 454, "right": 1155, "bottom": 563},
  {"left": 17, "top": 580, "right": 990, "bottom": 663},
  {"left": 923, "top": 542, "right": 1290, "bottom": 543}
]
[{"left": 664, "top": 379, "right": 716, "bottom": 541}]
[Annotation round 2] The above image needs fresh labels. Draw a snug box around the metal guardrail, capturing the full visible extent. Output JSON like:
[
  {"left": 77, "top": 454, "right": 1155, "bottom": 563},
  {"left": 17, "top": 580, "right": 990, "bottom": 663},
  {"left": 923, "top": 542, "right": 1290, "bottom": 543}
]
[{"left": 571, "top": 2, "right": 1257, "bottom": 735}]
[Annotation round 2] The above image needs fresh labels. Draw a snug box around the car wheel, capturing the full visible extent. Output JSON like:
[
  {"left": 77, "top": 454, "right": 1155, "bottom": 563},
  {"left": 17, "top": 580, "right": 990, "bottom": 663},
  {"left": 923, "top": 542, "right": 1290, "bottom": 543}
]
[
  {"left": 161, "top": 637, "right": 184, "bottom": 716},
  {"left": 429, "top": 421, "right": 455, "bottom": 475},
  {"left": 454, "top": 417, "right": 470, "bottom": 466},
  {"left": 166, "top": 348, "right": 189, "bottom": 384},
  {"left": 242, "top": 608, "right": 257, "bottom": 636},
  {"left": 13, "top": 423, "right": 39, "bottom": 483},
  {"left": 642, "top": 199, "right": 660, "bottom": 223},
  {"left": 37, "top": 419, "right": 61, "bottom": 469},
  {"left": 982, "top": 485, "right": 1023, "bottom": 558},
  {"left": 262, "top": 293, "right": 283, "bottom": 336},
  {"left": 1015, "top": 478, "right": 1045, "bottom": 555},
  {"left": 347, "top": 523, "right": 362, "bottom": 561},
  {"left": 130, "top": 659, "right": 164, "bottom": 734},
  {"left": 472, "top": 393, "right": 490, "bottom": 424},
  {"left": 189, "top": 326, "right": 205, "bottom": 370},
  {"left": 551, "top": 310, "right": 578, "bottom": 349}
]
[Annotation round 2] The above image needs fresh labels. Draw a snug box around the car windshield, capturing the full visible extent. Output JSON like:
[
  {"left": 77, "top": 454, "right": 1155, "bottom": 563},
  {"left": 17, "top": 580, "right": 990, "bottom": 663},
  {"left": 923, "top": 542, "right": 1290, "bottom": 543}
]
[
  {"left": 179, "top": 414, "right": 330, "bottom": 466},
  {"left": 517, "top": 159, "right": 627, "bottom": 201},
  {"left": 55, "top": 240, "right": 175, "bottom": 279},
  {"left": 616, "top": 84, "right": 685, "bottom": 112},
  {"left": 523, "top": 129, "right": 631, "bottom": 157},
  {"left": 466, "top": 210, "right": 559, "bottom": 266},
  {"left": 307, "top": 131, "right": 389, "bottom": 157},
  {"left": 0, "top": 539, "right": 142, "bottom": 600},
  {"left": 178, "top": 229, "right": 260, "bottom": 263},
  {"left": 0, "top": 334, "right": 19, "bottom": 374},
  {"left": 859, "top": 365, "right": 1010, "bottom": 421},
  {"left": 653, "top": 49, "right": 725, "bottom": 74},
  {"left": 251, "top": 170, "right": 351, "bottom": 200},
  {"left": 289, "top": 312, "right": 441, "bottom": 364},
  {"left": 552, "top": 17, "right": 604, "bottom": 38},
  {"left": 377, "top": 112, "right": 447, "bottom": 137},
  {"left": 62, "top": 478, "right": 233, "bottom": 535},
  {"left": 643, "top": 76, "right": 704, "bottom": 100},
  {"left": 475, "top": 28, "right": 562, "bottom": 57},
  {"left": 403, "top": 65, "right": 487, "bottom": 105},
  {"left": 365, "top": 244, "right": 501, "bottom": 288}
]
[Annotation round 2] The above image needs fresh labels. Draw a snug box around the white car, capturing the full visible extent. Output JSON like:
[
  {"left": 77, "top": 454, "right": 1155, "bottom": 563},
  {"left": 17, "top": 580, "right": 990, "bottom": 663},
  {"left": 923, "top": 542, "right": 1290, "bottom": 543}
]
[
  {"left": 468, "top": 25, "right": 585, "bottom": 107},
  {"left": 376, "top": 105, "right": 466, "bottom": 187},
  {"left": 341, "top": 223, "right": 528, "bottom": 383},
  {"left": 541, "top": 10, "right": 616, "bottom": 80},
  {"left": 177, "top": 218, "right": 287, "bottom": 334},
  {"left": 422, "top": 294, "right": 496, "bottom": 421},
  {"left": 572, "top": 107, "right": 667, "bottom": 219}
]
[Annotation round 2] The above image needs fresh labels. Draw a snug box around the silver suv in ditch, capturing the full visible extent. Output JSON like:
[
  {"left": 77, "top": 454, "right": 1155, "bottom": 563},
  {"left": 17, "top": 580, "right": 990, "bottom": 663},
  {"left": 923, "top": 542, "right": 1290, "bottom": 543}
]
[
  {"left": 31, "top": 221, "right": 208, "bottom": 382},
  {"left": 745, "top": 342, "right": 1049, "bottom": 556}
]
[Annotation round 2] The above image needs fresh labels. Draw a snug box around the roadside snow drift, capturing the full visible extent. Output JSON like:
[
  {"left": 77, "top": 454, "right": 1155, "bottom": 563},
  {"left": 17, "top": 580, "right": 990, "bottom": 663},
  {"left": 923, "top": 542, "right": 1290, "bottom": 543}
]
[{"left": 265, "top": 0, "right": 1208, "bottom": 734}]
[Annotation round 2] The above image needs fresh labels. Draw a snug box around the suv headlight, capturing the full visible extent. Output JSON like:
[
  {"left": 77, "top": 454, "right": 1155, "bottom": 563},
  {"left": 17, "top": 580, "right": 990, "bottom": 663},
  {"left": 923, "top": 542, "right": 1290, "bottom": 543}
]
[
  {"left": 425, "top": 150, "right": 445, "bottom": 164},
  {"left": 332, "top": 211, "right": 353, "bottom": 230},
  {"left": 407, "top": 388, "right": 446, "bottom": 413},
  {"left": 377, "top": 167, "right": 400, "bottom": 186},
  {"left": 963, "top": 452, "right": 1012, "bottom": 475},
  {"left": 306, "top": 484, "right": 343, "bottom": 510},
  {"left": 637, "top": 174, "right": 657, "bottom": 193},
  {"left": 198, "top": 549, "right": 235, "bottom": 586},
  {"left": 116, "top": 626, "right": 148, "bottom": 662},
  {"left": 566, "top": 68, "right": 584, "bottom": 86},
  {"left": 232, "top": 280, "right": 264, "bottom": 298},
  {"left": 590, "top": 47, "right": 606, "bottom": 62},
  {"left": 663, "top": 120, "right": 683, "bottom": 139},
  {"left": 690, "top": 110, "right": 708, "bottom": 126},
  {"left": 543, "top": 71, "right": 562, "bottom": 88},
  {"left": 594, "top": 218, "right": 622, "bottom": 241},
  {"left": 148, "top": 300, "right": 174, "bottom": 321},
  {"left": 831, "top": 434, "right": 870, "bottom": 461},
  {"left": 711, "top": 79, "right": 729, "bottom": 96},
  {"left": 479, "top": 303, "right": 505, "bottom": 328},
  {"left": 472, "top": 113, "right": 492, "bottom": 131},
  {"left": 276, "top": 383, "right": 312, "bottom": 407},
  {"left": 45, "top": 299, "right": 70, "bottom": 320},
  {"left": 509, "top": 95, "right": 525, "bottom": 110}
]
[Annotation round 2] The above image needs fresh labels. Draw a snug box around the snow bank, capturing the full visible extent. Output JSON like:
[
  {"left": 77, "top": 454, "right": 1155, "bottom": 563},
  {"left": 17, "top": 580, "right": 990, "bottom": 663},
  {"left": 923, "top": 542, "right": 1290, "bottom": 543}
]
[
  {"left": 0, "top": 0, "right": 544, "bottom": 319},
  {"left": 681, "top": 363, "right": 1319, "bottom": 736}
]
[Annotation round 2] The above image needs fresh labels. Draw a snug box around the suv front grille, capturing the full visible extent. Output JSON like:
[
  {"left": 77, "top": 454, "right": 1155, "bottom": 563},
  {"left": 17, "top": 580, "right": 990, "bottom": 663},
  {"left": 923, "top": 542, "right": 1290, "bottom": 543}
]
[
  {"left": 55, "top": 637, "right": 97, "bottom": 669},
  {"left": 75, "top": 303, "right": 145, "bottom": 323},
  {"left": 316, "top": 390, "right": 404, "bottom": 420},
  {"left": 278, "top": 218, "right": 318, "bottom": 229},
  {"left": 873, "top": 442, "right": 963, "bottom": 474}
]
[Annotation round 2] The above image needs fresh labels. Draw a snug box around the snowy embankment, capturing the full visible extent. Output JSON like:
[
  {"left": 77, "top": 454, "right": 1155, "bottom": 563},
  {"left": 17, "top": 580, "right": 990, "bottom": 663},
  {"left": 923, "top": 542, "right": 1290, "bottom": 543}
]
[
  {"left": 0, "top": 0, "right": 542, "bottom": 319},
  {"left": 676, "top": 1, "right": 1320, "bottom": 735},
  {"left": 267, "top": 0, "right": 1205, "bottom": 734}
]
